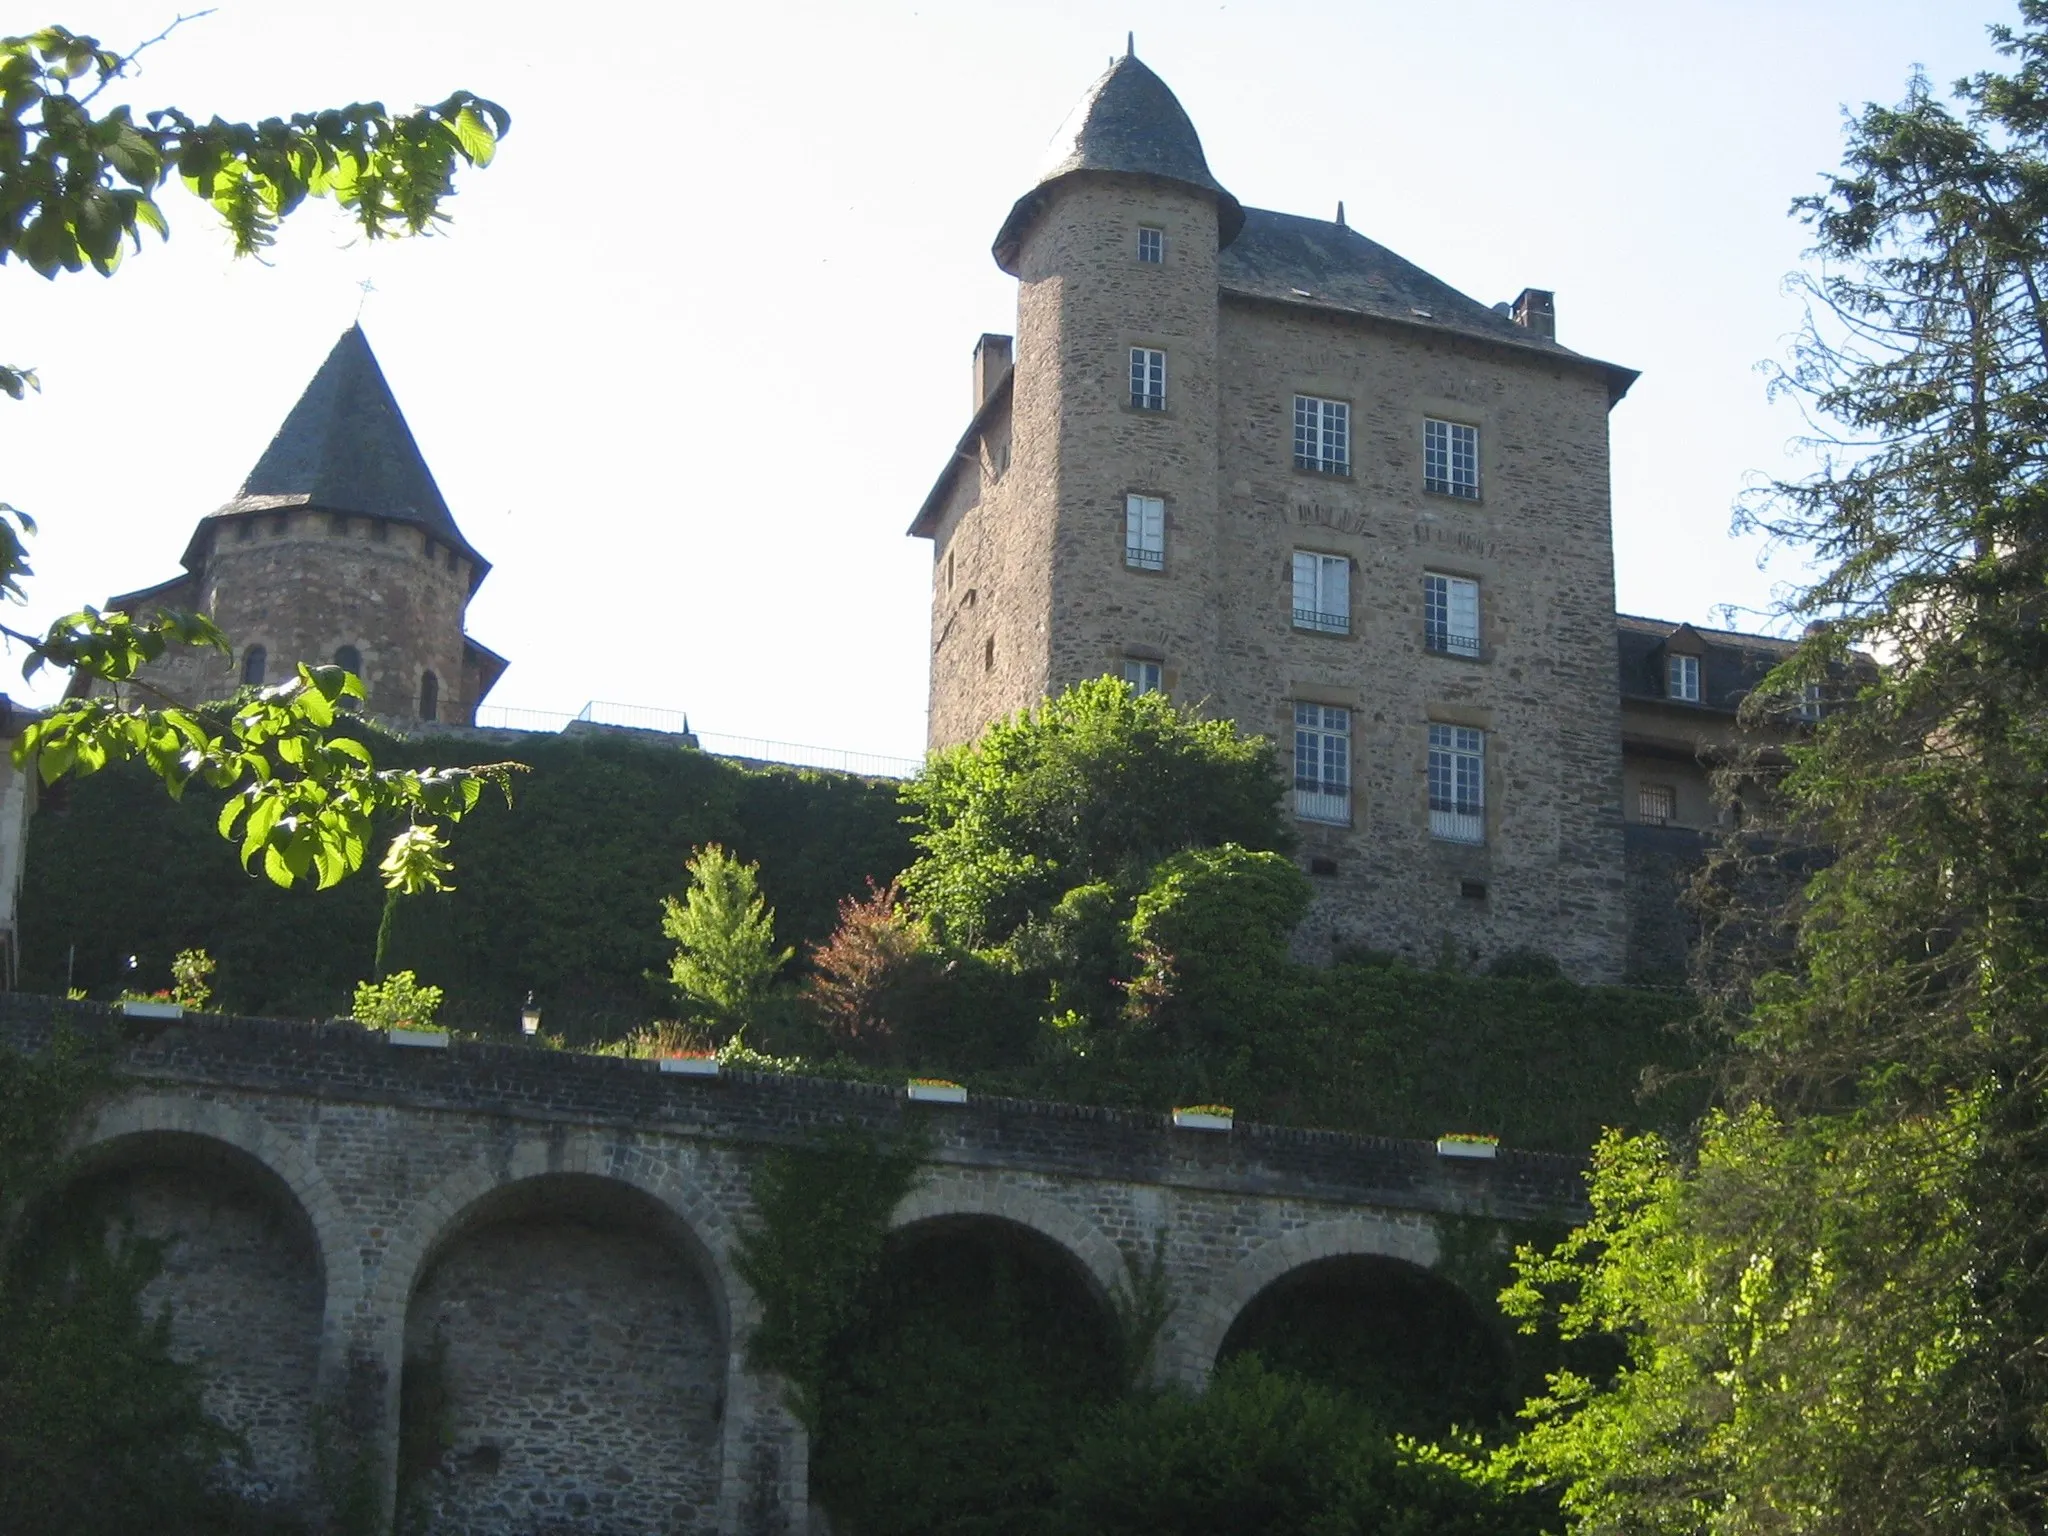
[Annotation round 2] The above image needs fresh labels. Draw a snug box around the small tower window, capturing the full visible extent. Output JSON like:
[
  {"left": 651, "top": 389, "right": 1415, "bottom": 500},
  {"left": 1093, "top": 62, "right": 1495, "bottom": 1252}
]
[
  {"left": 419, "top": 671, "right": 439, "bottom": 722},
  {"left": 1137, "top": 226, "right": 1164, "bottom": 263},
  {"left": 270, "top": 513, "right": 289, "bottom": 537},
  {"left": 424, "top": 536, "right": 438, "bottom": 562},
  {"left": 241, "top": 645, "right": 267, "bottom": 686},
  {"left": 1130, "top": 348, "right": 1166, "bottom": 411},
  {"left": 334, "top": 645, "right": 362, "bottom": 675},
  {"left": 328, "top": 513, "right": 350, "bottom": 537},
  {"left": 371, "top": 519, "right": 390, "bottom": 543},
  {"left": 235, "top": 519, "right": 254, "bottom": 543},
  {"left": 983, "top": 636, "right": 995, "bottom": 673}
]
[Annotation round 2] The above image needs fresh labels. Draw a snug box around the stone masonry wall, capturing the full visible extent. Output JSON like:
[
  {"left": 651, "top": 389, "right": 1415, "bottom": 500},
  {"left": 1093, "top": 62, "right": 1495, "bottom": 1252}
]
[
  {"left": 404, "top": 1194, "right": 724, "bottom": 1535},
  {"left": 3, "top": 997, "right": 1589, "bottom": 1533},
  {"left": 104, "top": 508, "right": 484, "bottom": 724}
]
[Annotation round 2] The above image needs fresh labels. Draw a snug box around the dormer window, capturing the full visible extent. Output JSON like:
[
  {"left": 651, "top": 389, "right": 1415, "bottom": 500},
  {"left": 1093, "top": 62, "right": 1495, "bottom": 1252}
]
[
  {"left": 1137, "top": 226, "right": 1164, "bottom": 263},
  {"left": 1667, "top": 653, "right": 1701, "bottom": 702}
]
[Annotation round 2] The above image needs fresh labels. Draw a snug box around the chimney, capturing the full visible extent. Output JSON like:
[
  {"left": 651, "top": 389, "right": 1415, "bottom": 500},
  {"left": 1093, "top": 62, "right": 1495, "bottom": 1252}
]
[
  {"left": 1511, "top": 288, "right": 1555, "bottom": 340},
  {"left": 972, "top": 333, "right": 1014, "bottom": 410}
]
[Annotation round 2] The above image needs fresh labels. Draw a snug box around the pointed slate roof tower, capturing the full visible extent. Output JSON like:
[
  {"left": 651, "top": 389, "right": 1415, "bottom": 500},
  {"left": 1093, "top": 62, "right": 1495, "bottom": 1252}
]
[
  {"left": 183, "top": 325, "right": 488, "bottom": 586},
  {"left": 992, "top": 47, "right": 1243, "bottom": 274}
]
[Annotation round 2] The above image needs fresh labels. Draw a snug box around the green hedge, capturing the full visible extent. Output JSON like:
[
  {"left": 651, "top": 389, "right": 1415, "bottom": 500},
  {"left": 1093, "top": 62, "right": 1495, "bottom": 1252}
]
[{"left": 20, "top": 727, "right": 912, "bottom": 1037}]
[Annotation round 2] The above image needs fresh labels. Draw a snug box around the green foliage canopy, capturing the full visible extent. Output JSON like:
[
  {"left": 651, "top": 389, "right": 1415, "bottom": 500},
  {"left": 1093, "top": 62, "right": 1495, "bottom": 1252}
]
[
  {"left": 901, "top": 678, "right": 1289, "bottom": 945},
  {"left": 1509, "top": 9, "right": 2048, "bottom": 1529}
]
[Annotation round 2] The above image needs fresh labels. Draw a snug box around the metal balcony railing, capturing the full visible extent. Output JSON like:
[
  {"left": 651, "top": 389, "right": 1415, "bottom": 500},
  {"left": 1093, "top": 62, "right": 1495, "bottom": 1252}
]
[
  {"left": 1292, "top": 608, "right": 1349, "bottom": 635},
  {"left": 1425, "top": 627, "right": 1482, "bottom": 658},
  {"left": 1294, "top": 785, "right": 1351, "bottom": 825},
  {"left": 1125, "top": 545, "right": 1165, "bottom": 571},
  {"left": 1429, "top": 808, "right": 1486, "bottom": 844}
]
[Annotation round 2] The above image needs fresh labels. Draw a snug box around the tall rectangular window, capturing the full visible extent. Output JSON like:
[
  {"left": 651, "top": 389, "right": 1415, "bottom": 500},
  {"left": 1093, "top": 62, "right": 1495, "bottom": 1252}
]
[
  {"left": 1423, "top": 573, "right": 1481, "bottom": 657},
  {"left": 1292, "top": 551, "right": 1350, "bottom": 634},
  {"left": 1122, "top": 658, "right": 1163, "bottom": 695},
  {"left": 1125, "top": 494, "right": 1165, "bottom": 570},
  {"left": 1293, "top": 395, "right": 1350, "bottom": 473},
  {"left": 1798, "top": 681, "right": 1823, "bottom": 721},
  {"left": 1294, "top": 704, "right": 1351, "bottom": 824},
  {"left": 1137, "top": 226, "right": 1164, "bottom": 263},
  {"left": 1667, "top": 653, "right": 1700, "bottom": 702},
  {"left": 1427, "top": 724, "right": 1485, "bottom": 843},
  {"left": 1130, "top": 348, "right": 1166, "bottom": 411},
  {"left": 1424, "top": 418, "right": 1480, "bottom": 499}
]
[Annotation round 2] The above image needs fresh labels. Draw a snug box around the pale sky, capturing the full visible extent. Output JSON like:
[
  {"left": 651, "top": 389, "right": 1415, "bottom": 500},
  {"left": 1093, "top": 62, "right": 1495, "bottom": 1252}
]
[{"left": 3, "top": 0, "right": 2007, "bottom": 759}]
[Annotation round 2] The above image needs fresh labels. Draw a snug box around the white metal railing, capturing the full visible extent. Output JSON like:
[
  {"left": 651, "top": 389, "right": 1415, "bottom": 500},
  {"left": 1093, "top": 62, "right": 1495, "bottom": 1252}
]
[
  {"left": 1425, "top": 628, "right": 1482, "bottom": 659},
  {"left": 1429, "top": 808, "right": 1486, "bottom": 844},
  {"left": 1294, "top": 787, "right": 1351, "bottom": 825},
  {"left": 469, "top": 701, "right": 923, "bottom": 779},
  {"left": 1292, "top": 608, "right": 1350, "bottom": 635}
]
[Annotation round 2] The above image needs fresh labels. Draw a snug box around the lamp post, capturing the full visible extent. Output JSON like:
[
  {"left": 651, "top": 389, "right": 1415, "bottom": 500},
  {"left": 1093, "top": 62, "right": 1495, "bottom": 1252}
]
[{"left": 521, "top": 992, "right": 541, "bottom": 1038}]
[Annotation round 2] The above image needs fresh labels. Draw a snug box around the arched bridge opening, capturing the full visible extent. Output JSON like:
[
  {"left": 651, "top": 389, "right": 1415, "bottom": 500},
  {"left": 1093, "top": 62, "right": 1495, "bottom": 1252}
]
[
  {"left": 398, "top": 1172, "right": 727, "bottom": 1535},
  {"left": 812, "top": 1213, "right": 1122, "bottom": 1534},
  {"left": 1217, "top": 1253, "right": 1513, "bottom": 1438}
]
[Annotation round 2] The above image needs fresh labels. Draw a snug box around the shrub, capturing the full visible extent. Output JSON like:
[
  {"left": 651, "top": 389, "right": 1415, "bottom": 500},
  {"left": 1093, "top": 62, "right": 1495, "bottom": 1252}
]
[
  {"left": 351, "top": 970, "right": 444, "bottom": 1030},
  {"left": 662, "top": 845, "right": 794, "bottom": 1045},
  {"left": 804, "top": 882, "right": 936, "bottom": 1063}
]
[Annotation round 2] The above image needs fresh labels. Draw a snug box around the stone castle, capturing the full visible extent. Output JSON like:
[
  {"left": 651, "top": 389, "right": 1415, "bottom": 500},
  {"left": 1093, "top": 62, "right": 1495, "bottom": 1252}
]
[
  {"left": 79, "top": 324, "right": 505, "bottom": 727},
  {"left": 912, "top": 48, "right": 1801, "bottom": 982},
  {"left": 73, "top": 49, "right": 1804, "bottom": 982}
]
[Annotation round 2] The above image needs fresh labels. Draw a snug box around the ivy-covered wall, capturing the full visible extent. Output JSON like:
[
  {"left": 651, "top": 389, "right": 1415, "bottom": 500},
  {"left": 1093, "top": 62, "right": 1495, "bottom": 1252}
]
[{"left": 20, "top": 728, "right": 912, "bottom": 1035}]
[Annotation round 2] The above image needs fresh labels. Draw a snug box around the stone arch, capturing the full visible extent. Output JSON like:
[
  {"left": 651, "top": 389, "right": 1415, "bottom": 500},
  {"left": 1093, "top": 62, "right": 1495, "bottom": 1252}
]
[
  {"left": 890, "top": 1171, "right": 1129, "bottom": 1306},
  {"left": 381, "top": 1138, "right": 743, "bottom": 1536},
  {"left": 58, "top": 1096, "right": 338, "bottom": 1515},
  {"left": 1164, "top": 1212, "right": 1441, "bottom": 1386}
]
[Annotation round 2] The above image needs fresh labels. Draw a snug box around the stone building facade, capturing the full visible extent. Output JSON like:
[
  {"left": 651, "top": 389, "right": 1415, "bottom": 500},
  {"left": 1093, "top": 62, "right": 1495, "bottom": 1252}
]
[
  {"left": 78, "top": 326, "right": 505, "bottom": 726},
  {"left": 913, "top": 50, "right": 1644, "bottom": 980}
]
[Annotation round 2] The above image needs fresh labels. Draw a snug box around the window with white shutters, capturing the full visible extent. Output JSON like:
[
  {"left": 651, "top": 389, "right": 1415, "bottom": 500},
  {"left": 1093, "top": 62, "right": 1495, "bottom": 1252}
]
[
  {"left": 1427, "top": 724, "right": 1485, "bottom": 843},
  {"left": 1292, "top": 552, "right": 1350, "bottom": 634},
  {"left": 1125, "top": 494, "right": 1165, "bottom": 570},
  {"left": 1424, "top": 573, "right": 1481, "bottom": 657},
  {"left": 1293, "top": 704, "right": 1350, "bottom": 824}
]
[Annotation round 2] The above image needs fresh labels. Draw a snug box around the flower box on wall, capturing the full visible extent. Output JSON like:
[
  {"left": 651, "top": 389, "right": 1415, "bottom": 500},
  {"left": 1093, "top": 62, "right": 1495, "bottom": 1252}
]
[
  {"left": 118, "top": 1000, "right": 183, "bottom": 1020},
  {"left": 907, "top": 1079, "right": 967, "bottom": 1105},
  {"left": 1173, "top": 1106, "right": 1234, "bottom": 1132},
  {"left": 660, "top": 1055, "right": 720, "bottom": 1077},
  {"left": 387, "top": 1027, "right": 450, "bottom": 1050},
  {"left": 1435, "top": 1136, "right": 1499, "bottom": 1160}
]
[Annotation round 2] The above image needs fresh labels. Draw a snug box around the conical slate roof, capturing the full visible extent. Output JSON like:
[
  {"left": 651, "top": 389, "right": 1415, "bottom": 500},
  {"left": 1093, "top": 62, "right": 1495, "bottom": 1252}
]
[
  {"left": 187, "top": 325, "right": 487, "bottom": 581},
  {"left": 993, "top": 52, "right": 1243, "bottom": 274}
]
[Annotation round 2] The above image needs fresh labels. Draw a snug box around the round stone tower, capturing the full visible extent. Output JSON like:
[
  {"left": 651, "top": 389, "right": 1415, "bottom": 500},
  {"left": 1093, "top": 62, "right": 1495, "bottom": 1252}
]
[
  {"left": 989, "top": 46, "right": 1242, "bottom": 707},
  {"left": 94, "top": 326, "right": 505, "bottom": 724}
]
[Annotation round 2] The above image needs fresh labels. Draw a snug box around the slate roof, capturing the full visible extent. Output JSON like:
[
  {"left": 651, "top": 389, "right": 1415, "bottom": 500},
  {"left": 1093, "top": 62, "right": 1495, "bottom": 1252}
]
[
  {"left": 1616, "top": 613, "right": 1801, "bottom": 715},
  {"left": 994, "top": 52, "right": 1244, "bottom": 273},
  {"left": 1220, "top": 208, "right": 1636, "bottom": 401},
  {"left": 185, "top": 326, "right": 488, "bottom": 584}
]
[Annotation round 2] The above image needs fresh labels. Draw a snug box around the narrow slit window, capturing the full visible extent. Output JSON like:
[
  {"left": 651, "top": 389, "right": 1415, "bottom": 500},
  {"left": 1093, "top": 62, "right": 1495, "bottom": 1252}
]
[
  {"left": 241, "top": 645, "right": 267, "bottom": 686},
  {"left": 419, "top": 670, "right": 439, "bottom": 722},
  {"left": 1125, "top": 494, "right": 1166, "bottom": 570}
]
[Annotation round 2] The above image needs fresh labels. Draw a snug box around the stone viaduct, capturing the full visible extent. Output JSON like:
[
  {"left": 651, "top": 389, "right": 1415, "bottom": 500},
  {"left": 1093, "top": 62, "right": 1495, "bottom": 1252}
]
[{"left": 1, "top": 997, "right": 1587, "bottom": 1534}]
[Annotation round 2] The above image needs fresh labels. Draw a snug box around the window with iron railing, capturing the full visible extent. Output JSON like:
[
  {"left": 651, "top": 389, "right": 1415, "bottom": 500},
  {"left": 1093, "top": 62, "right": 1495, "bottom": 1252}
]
[
  {"left": 1424, "top": 572, "right": 1481, "bottom": 657},
  {"left": 1638, "top": 783, "right": 1675, "bottom": 825},
  {"left": 1125, "top": 494, "right": 1165, "bottom": 570},
  {"left": 1424, "top": 418, "right": 1480, "bottom": 499},
  {"left": 1130, "top": 347, "right": 1166, "bottom": 411},
  {"left": 1428, "top": 723, "right": 1485, "bottom": 843},
  {"left": 1294, "top": 395, "right": 1349, "bottom": 473},
  {"left": 1292, "top": 551, "right": 1350, "bottom": 634},
  {"left": 1294, "top": 703, "right": 1351, "bottom": 824}
]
